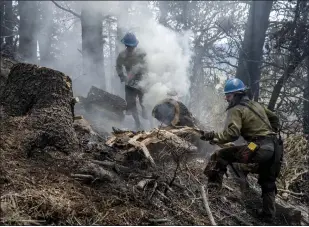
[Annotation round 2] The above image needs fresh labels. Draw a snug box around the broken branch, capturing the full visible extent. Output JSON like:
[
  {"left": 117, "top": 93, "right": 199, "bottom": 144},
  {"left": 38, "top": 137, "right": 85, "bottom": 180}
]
[
  {"left": 128, "top": 134, "right": 156, "bottom": 167},
  {"left": 51, "top": 1, "right": 81, "bottom": 18},
  {"left": 277, "top": 189, "right": 304, "bottom": 196},
  {"left": 200, "top": 185, "right": 217, "bottom": 226}
]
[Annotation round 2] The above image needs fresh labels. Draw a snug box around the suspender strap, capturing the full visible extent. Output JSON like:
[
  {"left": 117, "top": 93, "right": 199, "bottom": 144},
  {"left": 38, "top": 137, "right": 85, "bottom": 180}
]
[{"left": 239, "top": 101, "right": 274, "bottom": 132}]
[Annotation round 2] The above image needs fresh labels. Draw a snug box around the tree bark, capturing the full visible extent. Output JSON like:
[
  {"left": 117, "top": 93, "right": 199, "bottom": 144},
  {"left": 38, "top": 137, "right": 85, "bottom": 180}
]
[
  {"left": 37, "top": 1, "right": 54, "bottom": 67},
  {"left": 107, "top": 18, "right": 114, "bottom": 93},
  {"left": 112, "top": 18, "right": 125, "bottom": 98},
  {"left": 18, "top": 1, "right": 38, "bottom": 63},
  {"left": 0, "top": 2, "right": 4, "bottom": 47},
  {"left": 81, "top": 5, "right": 105, "bottom": 90},
  {"left": 158, "top": 1, "right": 168, "bottom": 27},
  {"left": 0, "top": 63, "right": 79, "bottom": 154},
  {"left": 236, "top": 0, "right": 273, "bottom": 101},
  {"left": 267, "top": 54, "right": 304, "bottom": 111},
  {"left": 304, "top": 57, "right": 309, "bottom": 135},
  {"left": 3, "top": 1, "right": 14, "bottom": 47}
]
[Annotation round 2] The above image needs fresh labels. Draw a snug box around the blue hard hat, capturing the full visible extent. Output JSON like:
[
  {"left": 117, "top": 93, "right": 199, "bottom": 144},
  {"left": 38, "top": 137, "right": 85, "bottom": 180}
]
[
  {"left": 224, "top": 78, "right": 246, "bottom": 94},
  {"left": 121, "top": 32, "right": 139, "bottom": 47}
]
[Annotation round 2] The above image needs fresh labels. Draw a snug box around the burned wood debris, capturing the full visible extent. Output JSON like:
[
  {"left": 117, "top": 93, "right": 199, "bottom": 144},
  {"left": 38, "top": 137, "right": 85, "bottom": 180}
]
[{"left": 1, "top": 60, "right": 307, "bottom": 225}]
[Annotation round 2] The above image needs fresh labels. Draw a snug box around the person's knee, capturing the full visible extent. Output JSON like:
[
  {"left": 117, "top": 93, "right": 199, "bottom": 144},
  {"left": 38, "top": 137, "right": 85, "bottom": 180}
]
[{"left": 126, "top": 96, "right": 136, "bottom": 109}]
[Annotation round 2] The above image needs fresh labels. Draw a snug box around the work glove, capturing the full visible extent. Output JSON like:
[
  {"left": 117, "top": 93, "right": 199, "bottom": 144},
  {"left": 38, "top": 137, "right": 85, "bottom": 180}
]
[{"left": 200, "top": 131, "right": 215, "bottom": 141}]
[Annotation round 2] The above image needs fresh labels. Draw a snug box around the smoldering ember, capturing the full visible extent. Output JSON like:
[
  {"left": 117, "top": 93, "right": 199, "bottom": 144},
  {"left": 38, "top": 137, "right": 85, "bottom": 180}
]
[{"left": 0, "top": 1, "right": 308, "bottom": 226}]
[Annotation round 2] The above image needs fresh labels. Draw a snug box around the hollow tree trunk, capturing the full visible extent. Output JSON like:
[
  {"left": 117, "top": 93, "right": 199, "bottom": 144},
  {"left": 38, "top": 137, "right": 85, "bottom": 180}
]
[{"left": 0, "top": 63, "right": 79, "bottom": 155}]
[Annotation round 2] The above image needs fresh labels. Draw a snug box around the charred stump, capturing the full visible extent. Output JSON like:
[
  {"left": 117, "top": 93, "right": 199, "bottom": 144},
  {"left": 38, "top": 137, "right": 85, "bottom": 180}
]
[
  {"left": 152, "top": 98, "right": 208, "bottom": 151},
  {"left": 0, "top": 63, "right": 79, "bottom": 155},
  {"left": 152, "top": 98, "right": 205, "bottom": 129}
]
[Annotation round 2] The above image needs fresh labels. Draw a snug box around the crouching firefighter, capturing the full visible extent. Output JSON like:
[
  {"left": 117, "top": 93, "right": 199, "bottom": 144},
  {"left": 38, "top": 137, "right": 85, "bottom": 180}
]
[
  {"left": 152, "top": 90, "right": 198, "bottom": 127},
  {"left": 116, "top": 32, "right": 148, "bottom": 130},
  {"left": 200, "top": 78, "right": 283, "bottom": 222}
]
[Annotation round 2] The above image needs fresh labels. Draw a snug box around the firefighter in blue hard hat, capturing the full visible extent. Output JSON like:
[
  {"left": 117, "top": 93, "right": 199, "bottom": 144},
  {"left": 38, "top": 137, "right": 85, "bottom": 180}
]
[
  {"left": 200, "top": 78, "right": 283, "bottom": 223},
  {"left": 116, "top": 32, "right": 148, "bottom": 130}
]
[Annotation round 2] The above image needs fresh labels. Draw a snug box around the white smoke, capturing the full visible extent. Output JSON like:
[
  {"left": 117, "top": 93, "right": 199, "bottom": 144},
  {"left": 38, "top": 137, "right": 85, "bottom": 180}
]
[{"left": 81, "top": 1, "right": 193, "bottom": 108}]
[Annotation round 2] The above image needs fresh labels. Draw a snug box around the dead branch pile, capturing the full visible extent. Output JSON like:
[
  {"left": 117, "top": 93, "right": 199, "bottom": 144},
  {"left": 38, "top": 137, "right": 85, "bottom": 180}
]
[
  {"left": 277, "top": 135, "right": 309, "bottom": 201},
  {"left": 1, "top": 114, "right": 307, "bottom": 225}
]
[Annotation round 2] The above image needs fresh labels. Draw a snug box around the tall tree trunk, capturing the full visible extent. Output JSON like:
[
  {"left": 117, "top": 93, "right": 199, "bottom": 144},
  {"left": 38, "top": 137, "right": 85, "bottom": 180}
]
[
  {"left": 107, "top": 18, "right": 114, "bottom": 93},
  {"left": 18, "top": 1, "right": 38, "bottom": 63},
  {"left": 158, "top": 1, "right": 168, "bottom": 27},
  {"left": 304, "top": 57, "right": 309, "bottom": 135},
  {"left": 38, "top": 1, "right": 54, "bottom": 67},
  {"left": 4, "top": 1, "right": 14, "bottom": 47},
  {"left": 189, "top": 46, "right": 204, "bottom": 109},
  {"left": 236, "top": 0, "right": 273, "bottom": 101},
  {"left": 112, "top": 19, "right": 125, "bottom": 98},
  {"left": 0, "top": 2, "right": 4, "bottom": 47},
  {"left": 81, "top": 5, "right": 105, "bottom": 90},
  {"left": 181, "top": 1, "right": 189, "bottom": 30}
]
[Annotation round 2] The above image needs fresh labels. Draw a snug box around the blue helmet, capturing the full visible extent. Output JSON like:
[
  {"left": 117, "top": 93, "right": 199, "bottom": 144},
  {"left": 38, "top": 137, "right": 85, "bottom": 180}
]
[
  {"left": 224, "top": 78, "right": 246, "bottom": 94},
  {"left": 121, "top": 32, "right": 139, "bottom": 47}
]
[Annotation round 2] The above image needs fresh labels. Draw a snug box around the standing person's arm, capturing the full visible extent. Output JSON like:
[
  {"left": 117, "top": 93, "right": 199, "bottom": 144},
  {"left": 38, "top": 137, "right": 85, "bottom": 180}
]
[
  {"left": 116, "top": 54, "right": 127, "bottom": 82},
  {"left": 139, "top": 52, "right": 148, "bottom": 75}
]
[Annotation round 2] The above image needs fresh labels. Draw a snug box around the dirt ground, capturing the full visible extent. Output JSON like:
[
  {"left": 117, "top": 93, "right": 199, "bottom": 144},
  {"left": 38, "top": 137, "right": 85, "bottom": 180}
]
[
  {"left": 1, "top": 118, "right": 307, "bottom": 226},
  {"left": 0, "top": 57, "right": 307, "bottom": 226}
]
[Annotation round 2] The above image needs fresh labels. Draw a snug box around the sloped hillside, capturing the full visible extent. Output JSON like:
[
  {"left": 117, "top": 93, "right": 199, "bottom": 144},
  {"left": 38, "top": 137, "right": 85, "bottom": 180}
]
[{"left": 1, "top": 58, "right": 308, "bottom": 226}]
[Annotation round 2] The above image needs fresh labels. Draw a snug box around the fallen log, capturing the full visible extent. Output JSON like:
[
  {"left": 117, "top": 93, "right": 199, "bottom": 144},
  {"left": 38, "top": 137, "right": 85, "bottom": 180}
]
[
  {"left": 86, "top": 86, "right": 127, "bottom": 112},
  {"left": 75, "top": 86, "right": 126, "bottom": 122}
]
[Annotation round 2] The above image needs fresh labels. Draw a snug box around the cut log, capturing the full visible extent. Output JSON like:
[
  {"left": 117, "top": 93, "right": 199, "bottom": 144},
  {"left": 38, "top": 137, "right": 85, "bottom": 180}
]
[
  {"left": 0, "top": 63, "right": 79, "bottom": 154},
  {"left": 86, "top": 86, "right": 127, "bottom": 111}
]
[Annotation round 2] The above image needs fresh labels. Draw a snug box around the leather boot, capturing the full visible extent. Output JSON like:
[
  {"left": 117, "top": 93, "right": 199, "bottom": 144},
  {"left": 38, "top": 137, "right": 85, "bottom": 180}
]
[
  {"left": 256, "top": 191, "right": 276, "bottom": 223},
  {"left": 207, "top": 170, "right": 224, "bottom": 192}
]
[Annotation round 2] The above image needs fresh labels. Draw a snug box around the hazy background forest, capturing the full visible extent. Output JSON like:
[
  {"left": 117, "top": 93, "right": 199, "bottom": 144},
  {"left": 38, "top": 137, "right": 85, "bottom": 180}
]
[{"left": 1, "top": 0, "right": 308, "bottom": 134}]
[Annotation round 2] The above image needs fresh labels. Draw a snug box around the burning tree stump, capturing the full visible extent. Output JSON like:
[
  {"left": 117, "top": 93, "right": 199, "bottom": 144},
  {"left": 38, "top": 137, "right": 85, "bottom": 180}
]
[
  {"left": 152, "top": 98, "right": 201, "bottom": 127},
  {"left": 0, "top": 63, "right": 79, "bottom": 154}
]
